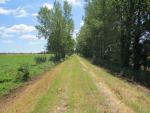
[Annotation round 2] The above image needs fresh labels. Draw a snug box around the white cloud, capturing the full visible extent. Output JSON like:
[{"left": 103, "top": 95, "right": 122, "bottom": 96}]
[
  {"left": 0, "top": 33, "right": 13, "bottom": 38},
  {"left": 73, "top": 29, "right": 79, "bottom": 39},
  {"left": 0, "top": 26, "right": 6, "bottom": 31},
  {"left": 19, "top": 34, "right": 44, "bottom": 41},
  {"left": 0, "top": 24, "right": 35, "bottom": 40},
  {"left": 2, "top": 40, "right": 13, "bottom": 44},
  {"left": 15, "top": 7, "right": 28, "bottom": 18},
  {"left": 43, "top": 3, "right": 53, "bottom": 10},
  {"left": 6, "top": 24, "right": 35, "bottom": 33},
  {"left": 0, "top": 0, "right": 9, "bottom": 4},
  {"left": 0, "top": 7, "right": 28, "bottom": 18},
  {"left": 19, "top": 34, "right": 38, "bottom": 41},
  {"left": 0, "top": 7, "right": 14, "bottom": 15},
  {"left": 80, "top": 21, "right": 84, "bottom": 27},
  {"left": 0, "top": 26, "right": 13, "bottom": 38},
  {"left": 29, "top": 41, "right": 41, "bottom": 45},
  {"left": 32, "top": 13, "right": 38, "bottom": 17},
  {"left": 65, "top": 0, "right": 82, "bottom": 6}
]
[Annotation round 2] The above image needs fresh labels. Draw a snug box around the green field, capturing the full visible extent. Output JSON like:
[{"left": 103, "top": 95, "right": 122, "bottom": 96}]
[{"left": 0, "top": 54, "right": 54, "bottom": 96}]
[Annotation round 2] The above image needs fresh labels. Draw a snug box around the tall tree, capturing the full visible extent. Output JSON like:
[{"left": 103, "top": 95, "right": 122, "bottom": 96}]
[
  {"left": 36, "top": 1, "right": 74, "bottom": 61},
  {"left": 63, "top": 1, "right": 75, "bottom": 55},
  {"left": 77, "top": 0, "right": 150, "bottom": 73}
]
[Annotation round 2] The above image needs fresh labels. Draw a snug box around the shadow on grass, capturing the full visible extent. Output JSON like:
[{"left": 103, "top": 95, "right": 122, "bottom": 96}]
[{"left": 82, "top": 56, "right": 150, "bottom": 88}]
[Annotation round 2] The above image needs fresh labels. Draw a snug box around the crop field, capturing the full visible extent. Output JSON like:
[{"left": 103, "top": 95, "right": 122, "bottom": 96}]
[{"left": 0, "top": 54, "right": 54, "bottom": 96}]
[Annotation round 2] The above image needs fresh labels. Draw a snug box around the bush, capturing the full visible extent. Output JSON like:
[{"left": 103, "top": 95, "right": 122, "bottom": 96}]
[
  {"left": 35, "top": 56, "right": 47, "bottom": 64},
  {"left": 65, "top": 55, "right": 70, "bottom": 60},
  {"left": 16, "top": 64, "right": 30, "bottom": 82}
]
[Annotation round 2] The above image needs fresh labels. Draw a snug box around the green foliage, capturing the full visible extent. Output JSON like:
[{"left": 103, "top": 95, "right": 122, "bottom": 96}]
[
  {"left": 36, "top": 1, "right": 74, "bottom": 61},
  {"left": 76, "top": 25, "right": 93, "bottom": 58},
  {"left": 16, "top": 64, "right": 30, "bottom": 82},
  {"left": 77, "top": 0, "right": 150, "bottom": 86},
  {"left": 77, "top": 0, "right": 120, "bottom": 63},
  {"left": 0, "top": 54, "right": 54, "bottom": 96},
  {"left": 35, "top": 56, "right": 47, "bottom": 64}
]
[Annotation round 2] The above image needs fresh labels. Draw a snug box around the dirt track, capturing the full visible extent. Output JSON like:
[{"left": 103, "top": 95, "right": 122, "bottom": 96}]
[
  {"left": 79, "top": 59, "right": 135, "bottom": 113},
  {"left": 0, "top": 63, "right": 63, "bottom": 113},
  {"left": 0, "top": 55, "right": 150, "bottom": 113}
]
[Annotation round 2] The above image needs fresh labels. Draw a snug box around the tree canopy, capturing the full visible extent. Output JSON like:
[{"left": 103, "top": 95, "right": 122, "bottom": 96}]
[
  {"left": 36, "top": 1, "right": 74, "bottom": 61},
  {"left": 77, "top": 0, "right": 150, "bottom": 85}
]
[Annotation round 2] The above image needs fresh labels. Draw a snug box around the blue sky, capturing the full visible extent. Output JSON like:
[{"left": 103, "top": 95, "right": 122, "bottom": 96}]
[{"left": 0, "top": 0, "right": 84, "bottom": 53}]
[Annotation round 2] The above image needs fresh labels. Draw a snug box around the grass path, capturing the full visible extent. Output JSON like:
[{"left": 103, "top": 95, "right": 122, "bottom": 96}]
[
  {"left": 0, "top": 55, "right": 150, "bottom": 113},
  {"left": 30, "top": 55, "right": 109, "bottom": 113},
  {"left": 79, "top": 58, "right": 135, "bottom": 113},
  {"left": 79, "top": 56, "right": 150, "bottom": 113}
]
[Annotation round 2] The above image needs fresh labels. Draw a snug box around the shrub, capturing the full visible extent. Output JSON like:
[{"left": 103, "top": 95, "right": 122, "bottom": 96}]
[
  {"left": 35, "top": 56, "right": 47, "bottom": 64},
  {"left": 65, "top": 55, "right": 70, "bottom": 60},
  {"left": 16, "top": 64, "right": 30, "bottom": 82}
]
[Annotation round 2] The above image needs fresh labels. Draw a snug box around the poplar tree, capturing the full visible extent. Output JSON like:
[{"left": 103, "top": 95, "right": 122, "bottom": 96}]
[{"left": 36, "top": 0, "right": 74, "bottom": 61}]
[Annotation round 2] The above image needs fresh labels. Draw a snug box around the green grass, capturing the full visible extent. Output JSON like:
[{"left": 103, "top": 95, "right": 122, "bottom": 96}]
[
  {"left": 0, "top": 54, "right": 54, "bottom": 96},
  {"left": 2, "top": 55, "right": 150, "bottom": 113},
  {"left": 30, "top": 55, "right": 108, "bottom": 113},
  {"left": 80, "top": 56, "right": 150, "bottom": 113}
]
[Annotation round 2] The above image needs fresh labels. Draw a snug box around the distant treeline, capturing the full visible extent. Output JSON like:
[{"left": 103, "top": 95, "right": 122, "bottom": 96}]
[{"left": 76, "top": 0, "right": 150, "bottom": 86}]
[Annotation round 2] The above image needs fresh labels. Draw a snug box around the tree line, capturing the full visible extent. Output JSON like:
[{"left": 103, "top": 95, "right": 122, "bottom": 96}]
[
  {"left": 36, "top": 1, "right": 75, "bottom": 61},
  {"left": 76, "top": 0, "right": 150, "bottom": 86},
  {"left": 36, "top": 0, "right": 150, "bottom": 86}
]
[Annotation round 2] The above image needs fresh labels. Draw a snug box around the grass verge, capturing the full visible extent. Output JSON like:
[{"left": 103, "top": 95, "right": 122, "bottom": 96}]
[{"left": 80, "top": 56, "right": 150, "bottom": 113}]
